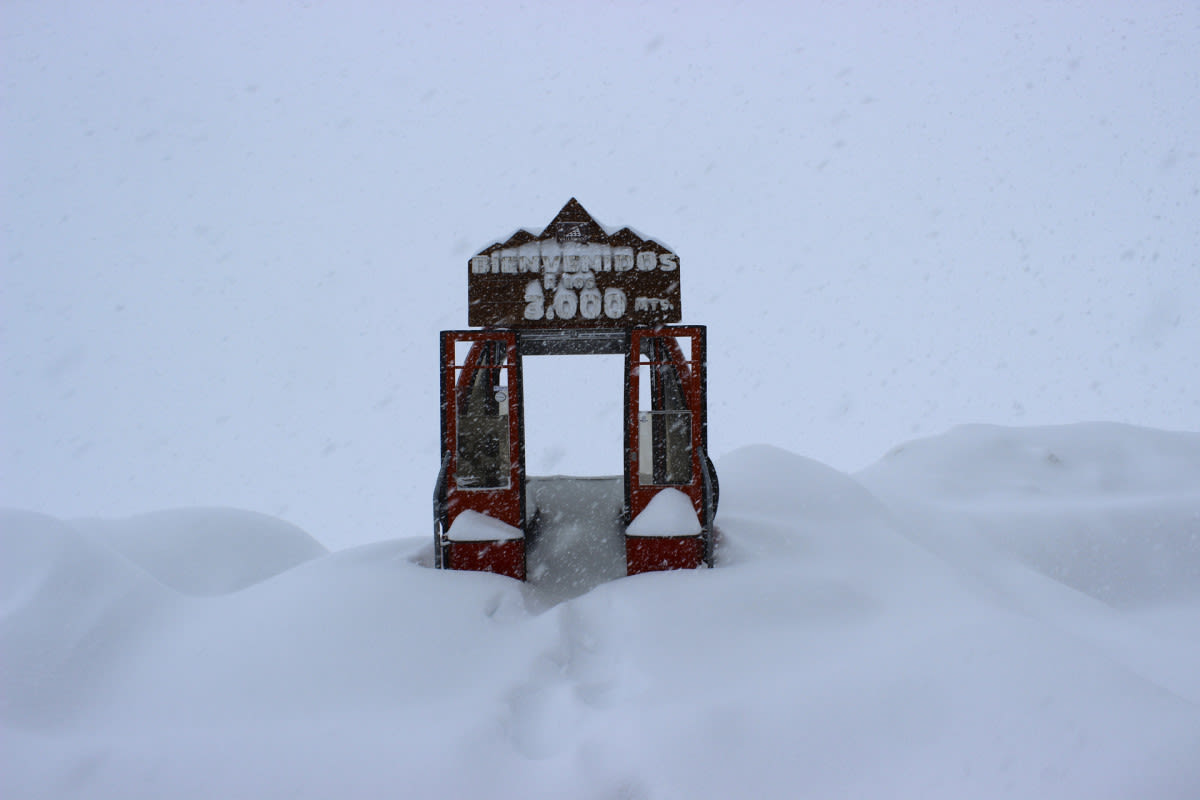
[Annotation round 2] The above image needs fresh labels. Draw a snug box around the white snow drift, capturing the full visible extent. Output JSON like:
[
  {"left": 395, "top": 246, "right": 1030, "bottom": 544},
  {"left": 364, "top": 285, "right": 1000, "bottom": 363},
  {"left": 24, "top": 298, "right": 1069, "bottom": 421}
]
[{"left": 2, "top": 424, "right": 1199, "bottom": 799}]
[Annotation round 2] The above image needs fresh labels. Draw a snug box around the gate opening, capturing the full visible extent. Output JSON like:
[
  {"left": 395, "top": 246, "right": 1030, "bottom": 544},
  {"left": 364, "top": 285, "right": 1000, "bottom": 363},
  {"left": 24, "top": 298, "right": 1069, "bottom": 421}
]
[{"left": 522, "top": 354, "right": 624, "bottom": 478}]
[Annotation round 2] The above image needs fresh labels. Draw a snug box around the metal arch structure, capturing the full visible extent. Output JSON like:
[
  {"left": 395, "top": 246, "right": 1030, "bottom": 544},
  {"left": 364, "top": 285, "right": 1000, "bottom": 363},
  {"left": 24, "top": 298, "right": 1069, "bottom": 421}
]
[{"left": 434, "top": 200, "right": 717, "bottom": 581}]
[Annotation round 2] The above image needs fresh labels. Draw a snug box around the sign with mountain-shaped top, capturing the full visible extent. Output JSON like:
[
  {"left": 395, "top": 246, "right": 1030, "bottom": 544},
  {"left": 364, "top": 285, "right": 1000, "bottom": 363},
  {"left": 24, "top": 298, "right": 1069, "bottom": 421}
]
[{"left": 467, "top": 199, "right": 682, "bottom": 329}]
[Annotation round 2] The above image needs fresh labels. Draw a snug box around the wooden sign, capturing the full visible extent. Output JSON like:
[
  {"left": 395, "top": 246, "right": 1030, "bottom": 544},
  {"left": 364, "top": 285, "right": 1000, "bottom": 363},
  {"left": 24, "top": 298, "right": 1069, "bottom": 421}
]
[{"left": 468, "top": 199, "right": 682, "bottom": 329}]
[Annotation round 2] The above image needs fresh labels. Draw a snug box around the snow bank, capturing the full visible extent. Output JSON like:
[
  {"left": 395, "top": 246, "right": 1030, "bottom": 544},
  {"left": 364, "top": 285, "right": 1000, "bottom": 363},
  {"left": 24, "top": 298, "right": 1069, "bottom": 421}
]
[
  {"left": 859, "top": 423, "right": 1200, "bottom": 607},
  {"left": 862, "top": 422, "right": 1200, "bottom": 500},
  {"left": 0, "top": 509, "right": 174, "bottom": 731},
  {"left": 3, "top": 425, "right": 1200, "bottom": 799},
  {"left": 71, "top": 507, "right": 328, "bottom": 595}
]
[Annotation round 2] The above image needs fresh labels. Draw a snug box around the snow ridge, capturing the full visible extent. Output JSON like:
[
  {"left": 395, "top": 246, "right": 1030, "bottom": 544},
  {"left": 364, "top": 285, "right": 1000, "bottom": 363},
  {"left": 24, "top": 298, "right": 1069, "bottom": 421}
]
[{"left": 3, "top": 424, "right": 1200, "bottom": 798}]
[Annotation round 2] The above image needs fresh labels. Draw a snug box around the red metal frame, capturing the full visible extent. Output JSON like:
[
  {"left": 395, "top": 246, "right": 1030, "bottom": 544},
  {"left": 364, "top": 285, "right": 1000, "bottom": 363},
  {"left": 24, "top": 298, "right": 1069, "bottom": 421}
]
[
  {"left": 625, "top": 536, "right": 706, "bottom": 573},
  {"left": 439, "top": 330, "right": 525, "bottom": 579},
  {"left": 624, "top": 325, "right": 710, "bottom": 575},
  {"left": 437, "top": 324, "right": 710, "bottom": 580},
  {"left": 442, "top": 539, "right": 525, "bottom": 578},
  {"left": 626, "top": 326, "right": 707, "bottom": 523}
]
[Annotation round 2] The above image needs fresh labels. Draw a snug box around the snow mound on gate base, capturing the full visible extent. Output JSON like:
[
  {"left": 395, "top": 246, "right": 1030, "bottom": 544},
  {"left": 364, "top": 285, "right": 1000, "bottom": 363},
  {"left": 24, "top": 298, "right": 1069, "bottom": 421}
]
[
  {"left": 69, "top": 507, "right": 328, "bottom": 596},
  {"left": 627, "top": 487, "right": 701, "bottom": 537}
]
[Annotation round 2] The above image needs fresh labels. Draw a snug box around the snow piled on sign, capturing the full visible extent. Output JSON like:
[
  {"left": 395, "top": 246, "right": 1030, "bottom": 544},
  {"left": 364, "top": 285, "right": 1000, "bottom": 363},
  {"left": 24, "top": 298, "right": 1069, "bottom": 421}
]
[{"left": 3, "top": 424, "right": 1200, "bottom": 799}]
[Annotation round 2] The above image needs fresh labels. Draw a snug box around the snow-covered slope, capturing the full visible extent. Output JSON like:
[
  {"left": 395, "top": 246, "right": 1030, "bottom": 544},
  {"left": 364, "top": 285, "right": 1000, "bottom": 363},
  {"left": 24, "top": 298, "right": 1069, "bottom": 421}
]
[
  {"left": 3, "top": 425, "right": 1199, "bottom": 799},
  {"left": 859, "top": 422, "right": 1200, "bottom": 607},
  {"left": 72, "top": 508, "right": 328, "bottom": 596}
]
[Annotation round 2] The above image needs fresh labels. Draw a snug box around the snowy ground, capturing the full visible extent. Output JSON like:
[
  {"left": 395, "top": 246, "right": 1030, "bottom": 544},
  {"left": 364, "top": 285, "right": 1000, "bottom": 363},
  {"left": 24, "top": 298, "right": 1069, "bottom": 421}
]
[{"left": 3, "top": 423, "right": 1199, "bottom": 799}]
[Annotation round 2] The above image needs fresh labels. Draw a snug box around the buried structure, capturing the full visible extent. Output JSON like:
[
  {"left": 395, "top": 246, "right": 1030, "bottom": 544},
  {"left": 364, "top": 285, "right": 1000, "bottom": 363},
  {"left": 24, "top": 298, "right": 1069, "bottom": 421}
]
[{"left": 434, "top": 199, "right": 717, "bottom": 582}]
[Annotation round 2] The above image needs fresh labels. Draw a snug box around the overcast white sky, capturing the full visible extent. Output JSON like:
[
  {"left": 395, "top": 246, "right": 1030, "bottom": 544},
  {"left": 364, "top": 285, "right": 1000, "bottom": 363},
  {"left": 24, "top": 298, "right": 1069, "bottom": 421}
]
[{"left": 3, "top": 1, "right": 1197, "bottom": 549}]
